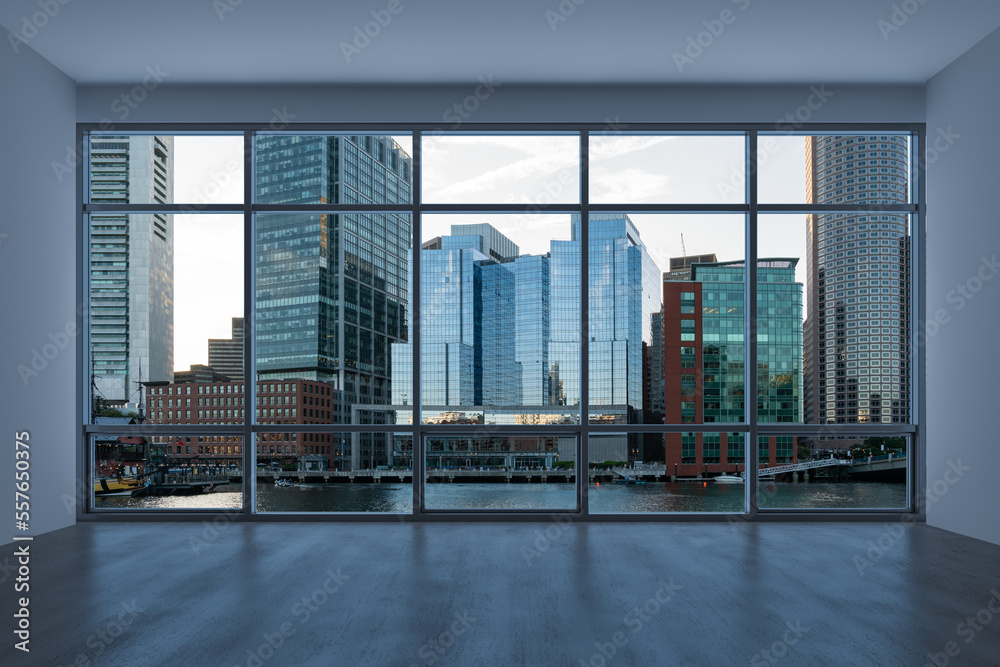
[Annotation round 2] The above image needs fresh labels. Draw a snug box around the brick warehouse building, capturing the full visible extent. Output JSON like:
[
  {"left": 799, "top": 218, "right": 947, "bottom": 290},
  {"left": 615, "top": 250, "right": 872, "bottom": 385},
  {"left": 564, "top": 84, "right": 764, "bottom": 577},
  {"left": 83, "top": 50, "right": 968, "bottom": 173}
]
[
  {"left": 144, "top": 378, "right": 355, "bottom": 471},
  {"left": 662, "top": 258, "right": 803, "bottom": 476}
]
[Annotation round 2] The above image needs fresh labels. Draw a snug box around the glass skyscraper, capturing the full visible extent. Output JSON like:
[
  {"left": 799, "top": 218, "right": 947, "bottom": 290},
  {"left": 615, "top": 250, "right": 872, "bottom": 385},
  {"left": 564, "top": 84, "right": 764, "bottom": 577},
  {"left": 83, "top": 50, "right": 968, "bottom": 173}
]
[
  {"left": 88, "top": 135, "right": 174, "bottom": 407},
  {"left": 663, "top": 258, "right": 802, "bottom": 470},
  {"left": 804, "top": 135, "right": 910, "bottom": 425},
  {"left": 254, "top": 135, "right": 412, "bottom": 419},
  {"left": 392, "top": 224, "right": 521, "bottom": 408},
  {"left": 392, "top": 214, "right": 661, "bottom": 462}
]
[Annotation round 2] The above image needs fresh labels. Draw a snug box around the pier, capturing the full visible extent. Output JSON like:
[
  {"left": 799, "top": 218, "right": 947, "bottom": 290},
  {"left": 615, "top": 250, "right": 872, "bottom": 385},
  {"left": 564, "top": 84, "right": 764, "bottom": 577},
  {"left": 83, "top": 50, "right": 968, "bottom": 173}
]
[{"left": 223, "top": 455, "right": 907, "bottom": 486}]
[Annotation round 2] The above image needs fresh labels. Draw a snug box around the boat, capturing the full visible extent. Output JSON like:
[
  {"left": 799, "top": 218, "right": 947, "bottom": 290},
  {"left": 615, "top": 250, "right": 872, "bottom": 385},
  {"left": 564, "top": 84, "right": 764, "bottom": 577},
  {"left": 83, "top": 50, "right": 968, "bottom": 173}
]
[
  {"left": 274, "top": 479, "right": 295, "bottom": 488},
  {"left": 713, "top": 474, "right": 745, "bottom": 484},
  {"left": 94, "top": 475, "right": 150, "bottom": 496},
  {"left": 613, "top": 477, "right": 646, "bottom": 485}
]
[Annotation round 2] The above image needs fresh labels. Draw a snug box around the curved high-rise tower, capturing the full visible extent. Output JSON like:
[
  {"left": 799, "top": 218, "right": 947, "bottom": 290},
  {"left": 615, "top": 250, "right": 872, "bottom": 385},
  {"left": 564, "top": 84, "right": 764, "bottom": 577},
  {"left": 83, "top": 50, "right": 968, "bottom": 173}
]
[{"left": 804, "top": 135, "right": 910, "bottom": 425}]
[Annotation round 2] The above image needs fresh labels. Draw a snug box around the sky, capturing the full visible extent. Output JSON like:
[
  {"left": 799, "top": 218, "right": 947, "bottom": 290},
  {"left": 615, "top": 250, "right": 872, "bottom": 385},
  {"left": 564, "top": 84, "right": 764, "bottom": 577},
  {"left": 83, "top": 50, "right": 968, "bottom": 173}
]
[{"left": 171, "top": 133, "right": 815, "bottom": 371}]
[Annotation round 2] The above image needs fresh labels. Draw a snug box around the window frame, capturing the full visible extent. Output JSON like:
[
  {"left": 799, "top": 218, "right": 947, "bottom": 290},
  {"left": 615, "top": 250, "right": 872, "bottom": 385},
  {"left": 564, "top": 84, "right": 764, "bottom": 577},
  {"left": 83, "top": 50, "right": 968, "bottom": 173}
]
[{"left": 77, "top": 122, "right": 925, "bottom": 521}]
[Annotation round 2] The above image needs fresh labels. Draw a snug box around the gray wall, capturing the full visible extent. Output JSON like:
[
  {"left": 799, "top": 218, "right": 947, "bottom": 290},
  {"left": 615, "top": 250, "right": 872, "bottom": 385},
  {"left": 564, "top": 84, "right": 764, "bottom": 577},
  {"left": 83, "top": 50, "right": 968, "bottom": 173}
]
[
  {"left": 0, "top": 43, "right": 77, "bottom": 544},
  {"left": 925, "top": 26, "right": 1000, "bottom": 546},
  {"left": 75, "top": 83, "right": 924, "bottom": 125}
]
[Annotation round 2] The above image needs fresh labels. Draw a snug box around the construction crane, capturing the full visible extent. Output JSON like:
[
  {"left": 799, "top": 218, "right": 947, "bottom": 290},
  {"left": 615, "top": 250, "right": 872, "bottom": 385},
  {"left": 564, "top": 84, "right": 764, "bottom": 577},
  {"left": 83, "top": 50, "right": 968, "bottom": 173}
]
[{"left": 680, "top": 233, "right": 687, "bottom": 259}]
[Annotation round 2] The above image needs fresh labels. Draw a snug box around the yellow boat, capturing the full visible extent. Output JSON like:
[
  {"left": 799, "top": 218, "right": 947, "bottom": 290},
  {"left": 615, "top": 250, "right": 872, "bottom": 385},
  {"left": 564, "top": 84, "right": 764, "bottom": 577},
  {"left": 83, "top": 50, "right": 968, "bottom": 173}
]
[{"left": 94, "top": 475, "right": 150, "bottom": 496}]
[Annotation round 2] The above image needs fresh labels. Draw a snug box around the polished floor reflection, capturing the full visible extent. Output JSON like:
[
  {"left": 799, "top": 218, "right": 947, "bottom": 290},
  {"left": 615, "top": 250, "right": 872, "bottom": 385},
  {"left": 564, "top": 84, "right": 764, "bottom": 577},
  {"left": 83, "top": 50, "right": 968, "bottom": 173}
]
[{"left": 16, "top": 522, "right": 1000, "bottom": 666}]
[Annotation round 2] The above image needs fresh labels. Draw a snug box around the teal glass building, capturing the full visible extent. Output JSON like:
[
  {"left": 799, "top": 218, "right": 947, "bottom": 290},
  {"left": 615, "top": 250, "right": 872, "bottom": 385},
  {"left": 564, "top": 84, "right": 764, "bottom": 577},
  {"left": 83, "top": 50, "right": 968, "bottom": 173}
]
[{"left": 664, "top": 258, "right": 802, "bottom": 469}]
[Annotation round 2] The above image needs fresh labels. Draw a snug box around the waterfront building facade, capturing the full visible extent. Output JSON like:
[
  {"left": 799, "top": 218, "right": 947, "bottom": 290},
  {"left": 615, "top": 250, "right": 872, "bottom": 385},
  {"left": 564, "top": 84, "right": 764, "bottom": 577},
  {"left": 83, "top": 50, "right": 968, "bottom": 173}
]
[
  {"left": 144, "top": 379, "right": 344, "bottom": 470},
  {"left": 663, "top": 258, "right": 803, "bottom": 474}
]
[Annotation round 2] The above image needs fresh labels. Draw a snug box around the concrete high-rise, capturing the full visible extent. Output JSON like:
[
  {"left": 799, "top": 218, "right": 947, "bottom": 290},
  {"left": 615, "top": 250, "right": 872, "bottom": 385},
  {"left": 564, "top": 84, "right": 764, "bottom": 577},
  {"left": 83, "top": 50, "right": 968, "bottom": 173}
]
[
  {"left": 208, "top": 317, "right": 244, "bottom": 382},
  {"left": 88, "top": 135, "right": 174, "bottom": 408},
  {"left": 804, "top": 135, "right": 911, "bottom": 425}
]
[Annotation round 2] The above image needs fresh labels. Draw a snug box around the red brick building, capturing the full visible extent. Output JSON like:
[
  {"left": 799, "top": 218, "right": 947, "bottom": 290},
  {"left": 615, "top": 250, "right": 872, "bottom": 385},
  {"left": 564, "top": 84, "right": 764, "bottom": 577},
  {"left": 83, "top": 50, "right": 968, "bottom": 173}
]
[
  {"left": 144, "top": 379, "right": 340, "bottom": 470},
  {"left": 661, "top": 258, "right": 801, "bottom": 477}
]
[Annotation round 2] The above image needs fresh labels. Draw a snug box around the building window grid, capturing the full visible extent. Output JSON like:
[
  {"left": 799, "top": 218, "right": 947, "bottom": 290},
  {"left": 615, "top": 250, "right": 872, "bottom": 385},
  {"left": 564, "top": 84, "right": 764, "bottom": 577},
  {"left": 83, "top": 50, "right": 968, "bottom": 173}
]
[{"left": 81, "top": 125, "right": 921, "bottom": 517}]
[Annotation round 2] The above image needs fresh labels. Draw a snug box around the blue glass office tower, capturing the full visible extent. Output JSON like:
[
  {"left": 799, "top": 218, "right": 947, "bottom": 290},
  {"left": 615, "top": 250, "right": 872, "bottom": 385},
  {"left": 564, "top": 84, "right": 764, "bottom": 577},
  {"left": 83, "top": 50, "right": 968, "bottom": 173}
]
[
  {"left": 584, "top": 214, "right": 662, "bottom": 420},
  {"left": 255, "top": 135, "right": 411, "bottom": 418},
  {"left": 392, "top": 224, "right": 521, "bottom": 408},
  {"left": 392, "top": 215, "right": 661, "bottom": 461}
]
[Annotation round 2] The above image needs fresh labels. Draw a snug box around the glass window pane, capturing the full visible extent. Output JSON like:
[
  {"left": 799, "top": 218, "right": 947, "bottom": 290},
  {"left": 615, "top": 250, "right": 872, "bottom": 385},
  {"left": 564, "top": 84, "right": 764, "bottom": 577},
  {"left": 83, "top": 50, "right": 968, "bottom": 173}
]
[
  {"left": 421, "top": 135, "right": 579, "bottom": 204},
  {"left": 758, "top": 133, "right": 911, "bottom": 204},
  {"left": 89, "top": 214, "right": 244, "bottom": 424},
  {"left": 758, "top": 214, "right": 912, "bottom": 426},
  {"left": 255, "top": 134, "right": 412, "bottom": 206},
  {"left": 588, "top": 214, "right": 746, "bottom": 427},
  {"left": 588, "top": 432, "right": 746, "bottom": 513},
  {"left": 419, "top": 214, "right": 580, "bottom": 425},
  {"left": 89, "top": 134, "right": 244, "bottom": 205},
  {"left": 92, "top": 433, "right": 243, "bottom": 510},
  {"left": 423, "top": 435, "right": 575, "bottom": 510},
  {"left": 757, "top": 435, "right": 908, "bottom": 509},
  {"left": 255, "top": 432, "right": 412, "bottom": 513},
  {"left": 255, "top": 213, "right": 412, "bottom": 426},
  {"left": 589, "top": 134, "right": 745, "bottom": 204}
]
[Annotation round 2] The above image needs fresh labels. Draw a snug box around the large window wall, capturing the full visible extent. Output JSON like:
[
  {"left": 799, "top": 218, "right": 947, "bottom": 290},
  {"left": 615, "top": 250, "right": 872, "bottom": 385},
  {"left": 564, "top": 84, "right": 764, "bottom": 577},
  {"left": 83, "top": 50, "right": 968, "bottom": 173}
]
[{"left": 79, "top": 124, "right": 923, "bottom": 518}]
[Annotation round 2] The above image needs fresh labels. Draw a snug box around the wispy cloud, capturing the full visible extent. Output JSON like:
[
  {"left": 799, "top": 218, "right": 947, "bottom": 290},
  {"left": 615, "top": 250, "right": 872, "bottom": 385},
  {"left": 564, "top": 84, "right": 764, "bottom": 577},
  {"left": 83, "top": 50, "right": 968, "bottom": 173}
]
[
  {"left": 591, "top": 168, "right": 673, "bottom": 203},
  {"left": 422, "top": 134, "right": 676, "bottom": 204}
]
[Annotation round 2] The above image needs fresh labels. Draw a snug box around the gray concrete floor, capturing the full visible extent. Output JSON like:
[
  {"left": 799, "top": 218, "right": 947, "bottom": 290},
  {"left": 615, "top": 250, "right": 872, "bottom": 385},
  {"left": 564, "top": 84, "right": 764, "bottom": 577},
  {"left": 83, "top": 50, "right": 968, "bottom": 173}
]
[{"left": 4, "top": 521, "right": 1000, "bottom": 666}]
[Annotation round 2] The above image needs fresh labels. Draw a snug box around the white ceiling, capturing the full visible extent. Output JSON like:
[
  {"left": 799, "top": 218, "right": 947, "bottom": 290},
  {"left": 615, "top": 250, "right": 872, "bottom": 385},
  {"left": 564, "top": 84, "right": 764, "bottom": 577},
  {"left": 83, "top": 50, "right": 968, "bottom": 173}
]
[{"left": 3, "top": 0, "right": 999, "bottom": 85}]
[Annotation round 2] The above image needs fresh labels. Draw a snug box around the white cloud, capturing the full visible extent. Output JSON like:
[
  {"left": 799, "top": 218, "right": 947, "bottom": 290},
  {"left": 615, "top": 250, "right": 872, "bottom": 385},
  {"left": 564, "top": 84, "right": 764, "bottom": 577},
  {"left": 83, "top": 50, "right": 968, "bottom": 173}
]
[{"left": 591, "top": 168, "right": 673, "bottom": 203}]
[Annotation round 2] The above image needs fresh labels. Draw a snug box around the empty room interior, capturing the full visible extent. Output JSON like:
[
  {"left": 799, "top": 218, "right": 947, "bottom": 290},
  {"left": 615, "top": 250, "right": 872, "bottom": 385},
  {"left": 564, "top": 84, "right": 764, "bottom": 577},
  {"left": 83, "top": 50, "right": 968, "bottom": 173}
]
[{"left": 3, "top": 1, "right": 1000, "bottom": 665}]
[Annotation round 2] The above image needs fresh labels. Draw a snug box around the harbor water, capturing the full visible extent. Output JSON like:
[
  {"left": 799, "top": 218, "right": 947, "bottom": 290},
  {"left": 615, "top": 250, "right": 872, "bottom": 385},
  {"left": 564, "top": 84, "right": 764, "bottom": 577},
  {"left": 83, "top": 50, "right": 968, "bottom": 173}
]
[{"left": 96, "top": 480, "right": 907, "bottom": 512}]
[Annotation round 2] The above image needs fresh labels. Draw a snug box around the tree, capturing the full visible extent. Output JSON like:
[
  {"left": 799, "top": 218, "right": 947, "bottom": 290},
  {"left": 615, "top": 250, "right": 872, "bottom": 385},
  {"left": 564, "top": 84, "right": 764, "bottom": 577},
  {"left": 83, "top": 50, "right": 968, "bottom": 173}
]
[{"left": 853, "top": 436, "right": 906, "bottom": 457}]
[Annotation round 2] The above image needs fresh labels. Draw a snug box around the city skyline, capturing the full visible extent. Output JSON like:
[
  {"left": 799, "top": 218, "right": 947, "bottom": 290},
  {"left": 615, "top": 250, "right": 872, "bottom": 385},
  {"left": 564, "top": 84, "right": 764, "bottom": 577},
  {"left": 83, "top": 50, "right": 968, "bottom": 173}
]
[
  {"left": 168, "top": 134, "right": 810, "bottom": 371},
  {"left": 105, "top": 133, "right": 910, "bottom": 470}
]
